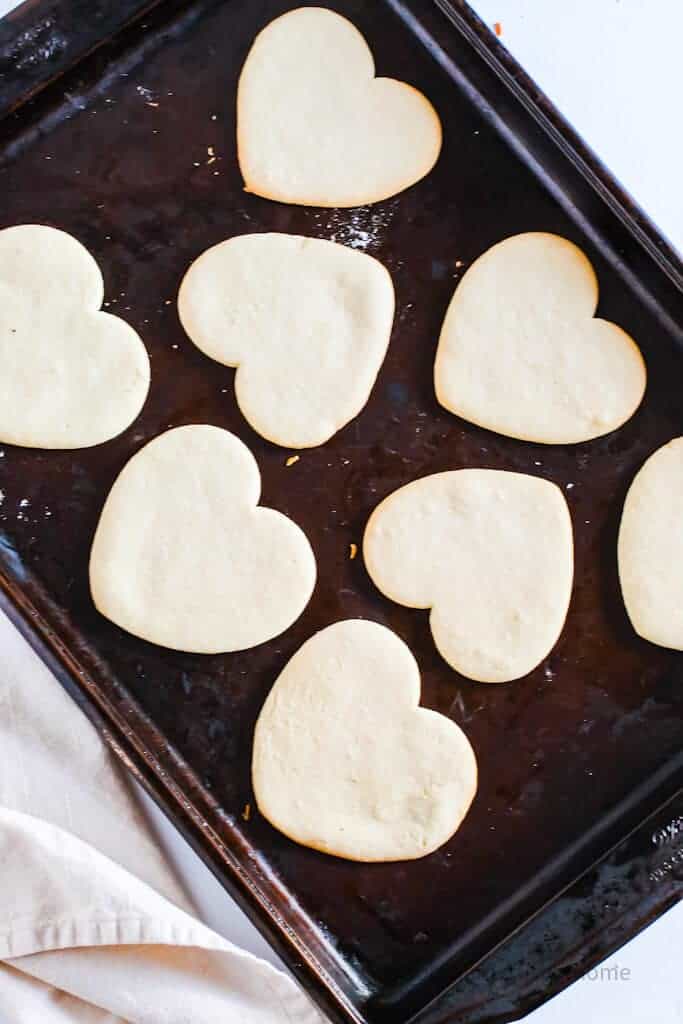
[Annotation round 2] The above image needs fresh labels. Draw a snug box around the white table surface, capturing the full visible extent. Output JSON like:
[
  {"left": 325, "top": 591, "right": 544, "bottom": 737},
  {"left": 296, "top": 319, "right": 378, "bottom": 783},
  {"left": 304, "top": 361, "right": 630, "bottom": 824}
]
[{"left": 1, "top": 0, "right": 681, "bottom": 1020}]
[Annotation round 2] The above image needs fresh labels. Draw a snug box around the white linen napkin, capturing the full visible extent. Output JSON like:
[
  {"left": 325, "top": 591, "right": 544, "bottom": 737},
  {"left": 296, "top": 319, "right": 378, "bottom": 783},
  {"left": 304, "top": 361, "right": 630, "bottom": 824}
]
[{"left": 0, "top": 609, "right": 323, "bottom": 1024}]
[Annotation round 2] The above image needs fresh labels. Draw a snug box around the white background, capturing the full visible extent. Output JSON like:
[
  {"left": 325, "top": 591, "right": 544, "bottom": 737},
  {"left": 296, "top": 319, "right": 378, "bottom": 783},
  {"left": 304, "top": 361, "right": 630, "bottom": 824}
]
[
  {"left": 469, "top": 0, "right": 683, "bottom": 254},
  {"left": 0, "top": 0, "right": 681, "bottom": 1021}
]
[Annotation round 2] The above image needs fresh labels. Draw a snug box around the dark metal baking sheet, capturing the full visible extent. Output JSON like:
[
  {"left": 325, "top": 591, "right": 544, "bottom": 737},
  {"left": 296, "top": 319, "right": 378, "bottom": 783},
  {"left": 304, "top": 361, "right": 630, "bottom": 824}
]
[{"left": 0, "top": 2, "right": 681, "bottom": 1022}]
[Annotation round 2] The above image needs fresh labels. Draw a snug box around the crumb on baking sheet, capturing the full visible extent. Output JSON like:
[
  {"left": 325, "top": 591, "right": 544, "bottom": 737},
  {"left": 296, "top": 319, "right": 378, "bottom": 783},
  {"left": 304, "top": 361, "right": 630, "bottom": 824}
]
[
  {"left": 242, "top": 803, "right": 251, "bottom": 821},
  {"left": 349, "top": 543, "right": 358, "bottom": 560},
  {"left": 285, "top": 455, "right": 300, "bottom": 467}
]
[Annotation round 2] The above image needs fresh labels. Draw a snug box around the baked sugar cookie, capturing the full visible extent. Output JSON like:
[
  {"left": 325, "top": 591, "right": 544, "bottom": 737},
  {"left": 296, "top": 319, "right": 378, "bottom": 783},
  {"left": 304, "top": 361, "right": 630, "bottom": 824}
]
[
  {"left": 90, "top": 425, "right": 316, "bottom": 653},
  {"left": 237, "top": 7, "right": 442, "bottom": 207},
  {"left": 618, "top": 437, "right": 683, "bottom": 649},
  {"left": 252, "top": 619, "right": 477, "bottom": 862},
  {"left": 178, "top": 233, "right": 394, "bottom": 448},
  {"left": 0, "top": 224, "right": 149, "bottom": 448},
  {"left": 434, "top": 233, "right": 646, "bottom": 444},
  {"left": 364, "top": 470, "right": 573, "bottom": 683}
]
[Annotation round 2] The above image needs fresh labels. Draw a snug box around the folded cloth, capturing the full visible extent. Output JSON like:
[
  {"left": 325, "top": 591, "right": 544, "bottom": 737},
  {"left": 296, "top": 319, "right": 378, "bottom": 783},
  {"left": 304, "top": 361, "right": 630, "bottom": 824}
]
[{"left": 0, "top": 610, "right": 323, "bottom": 1023}]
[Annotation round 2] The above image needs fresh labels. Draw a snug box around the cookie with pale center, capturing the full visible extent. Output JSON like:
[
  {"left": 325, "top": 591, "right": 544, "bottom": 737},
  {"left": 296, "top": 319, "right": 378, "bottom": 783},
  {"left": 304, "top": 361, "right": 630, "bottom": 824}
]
[
  {"left": 178, "top": 233, "right": 395, "bottom": 448},
  {"left": 252, "top": 619, "right": 477, "bottom": 862},
  {"left": 434, "top": 232, "right": 646, "bottom": 444},
  {"left": 0, "top": 224, "right": 149, "bottom": 449},
  {"left": 90, "top": 425, "right": 316, "bottom": 653},
  {"left": 237, "top": 7, "right": 442, "bottom": 207},
  {"left": 618, "top": 437, "right": 683, "bottom": 650},
  {"left": 363, "top": 469, "right": 574, "bottom": 683}
]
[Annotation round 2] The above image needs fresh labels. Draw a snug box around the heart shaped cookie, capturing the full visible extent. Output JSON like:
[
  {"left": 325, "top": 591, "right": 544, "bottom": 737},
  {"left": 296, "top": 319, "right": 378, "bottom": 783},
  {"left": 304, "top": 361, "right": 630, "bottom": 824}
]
[
  {"left": 178, "top": 233, "right": 395, "bottom": 448},
  {"left": 364, "top": 470, "right": 574, "bottom": 683},
  {"left": 618, "top": 437, "right": 683, "bottom": 649},
  {"left": 237, "top": 7, "right": 442, "bottom": 207},
  {"left": 252, "top": 619, "right": 477, "bottom": 861},
  {"left": 90, "top": 425, "right": 316, "bottom": 653},
  {"left": 0, "top": 224, "right": 150, "bottom": 449},
  {"left": 434, "top": 233, "right": 646, "bottom": 444}
]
